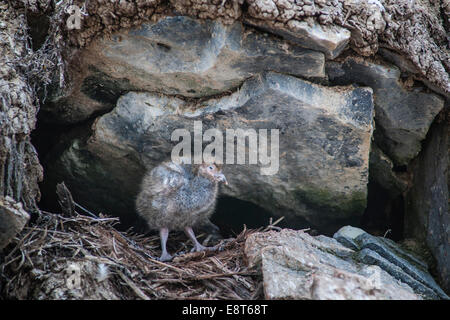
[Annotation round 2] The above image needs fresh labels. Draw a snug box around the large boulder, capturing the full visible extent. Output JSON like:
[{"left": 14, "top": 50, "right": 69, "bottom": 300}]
[
  {"left": 44, "top": 72, "right": 374, "bottom": 233},
  {"left": 42, "top": 16, "right": 325, "bottom": 124}
]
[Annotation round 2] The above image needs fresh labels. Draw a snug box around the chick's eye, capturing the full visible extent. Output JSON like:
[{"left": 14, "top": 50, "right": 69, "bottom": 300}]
[{"left": 208, "top": 166, "right": 213, "bottom": 170}]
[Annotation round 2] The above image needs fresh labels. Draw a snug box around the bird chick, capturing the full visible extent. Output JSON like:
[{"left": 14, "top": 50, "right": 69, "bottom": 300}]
[{"left": 136, "top": 161, "right": 228, "bottom": 261}]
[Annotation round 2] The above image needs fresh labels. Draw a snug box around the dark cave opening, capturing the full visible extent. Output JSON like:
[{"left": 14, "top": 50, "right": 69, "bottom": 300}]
[
  {"left": 30, "top": 111, "right": 94, "bottom": 215},
  {"left": 362, "top": 179, "right": 405, "bottom": 241},
  {"left": 211, "top": 196, "right": 286, "bottom": 237}
]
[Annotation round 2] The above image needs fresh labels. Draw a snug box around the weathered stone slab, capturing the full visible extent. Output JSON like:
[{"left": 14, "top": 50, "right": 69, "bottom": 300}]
[
  {"left": 378, "top": 48, "right": 450, "bottom": 99},
  {"left": 45, "top": 72, "right": 374, "bottom": 232},
  {"left": 378, "top": 48, "right": 420, "bottom": 74},
  {"left": 327, "top": 57, "right": 445, "bottom": 165},
  {"left": 245, "top": 229, "right": 420, "bottom": 300},
  {"left": 332, "top": 225, "right": 364, "bottom": 251},
  {"left": 0, "top": 196, "right": 30, "bottom": 249},
  {"left": 245, "top": 17, "right": 351, "bottom": 59},
  {"left": 334, "top": 226, "right": 449, "bottom": 299},
  {"left": 357, "top": 249, "right": 441, "bottom": 300}
]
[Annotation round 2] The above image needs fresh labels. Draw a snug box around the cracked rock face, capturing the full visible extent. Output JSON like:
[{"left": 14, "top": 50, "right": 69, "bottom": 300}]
[
  {"left": 334, "top": 226, "right": 449, "bottom": 300},
  {"left": 405, "top": 112, "right": 450, "bottom": 292},
  {"left": 244, "top": 228, "right": 423, "bottom": 300},
  {"left": 46, "top": 72, "right": 374, "bottom": 232},
  {"left": 327, "top": 57, "right": 445, "bottom": 166},
  {"left": 44, "top": 16, "right": 325, "bottom": 124},
  {"left": 368, "top": 144, "right": 407, "bottom": 198}
]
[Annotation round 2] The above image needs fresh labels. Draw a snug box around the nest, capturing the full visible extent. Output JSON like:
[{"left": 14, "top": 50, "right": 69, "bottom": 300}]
[{"left": 0, "top": 184, "right": 266, "bottom": 300}]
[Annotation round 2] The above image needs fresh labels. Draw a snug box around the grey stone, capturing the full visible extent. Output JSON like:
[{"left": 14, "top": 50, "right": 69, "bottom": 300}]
[
  {"left": 335, "top": 226, "right": 430, "bottom": 269},
  {"left": 421, "top": 80, "right": 450, "bottom": 100},
  {"left": 357, "top": 249, "right": 446, "bottom": 300},
  {"left": 378, "top": 48, "right": 420, "bottom": 74},
  {"left": 245, "top": 17, "right": 351, "bottom": 59},
  {"left": 327, "top": 57, "right": 445, "bottom": 165},
  {"left": 356, "top": 233, "right": 448, "bottom": 299},
  {"left": 41, "top": 68, "right": 137, "bottom": 124},
  {"left": 334, "top": 225, "right": 366, "bottom": 240},
  {"left": 245, "top": 229, "right": 420, "bottom": 300},
  {"left": 405, "top": 110, "right": 450, "bottom": 292},
  {"left": 333, "top": 225, "right": 365, "bottom": 251},
  {"left": 0, "top": 196, "right": 30, "bottom": 249},
  {"left": 46, "top": 16, "right": 325, "bottom": 123},
  {"left": 377, "top": 236, "right": 429, "bottom": 271},
  {"left": 369, "top": 144, "right": 408, "bottom": 197},
  {"left": 334, "top": 225, "right": 449, "bottom": 299},
  {"left": 333, "top": 235, "right": 360, "bottom": 251},
  {"left": 46, "top": 72, "right": 374, "bottom": 233},
  {"left": 378, "top": 48, "right": 450, "bottom": 99}
]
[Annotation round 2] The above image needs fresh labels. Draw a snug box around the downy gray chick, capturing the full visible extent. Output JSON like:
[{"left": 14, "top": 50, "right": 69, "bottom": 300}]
[{"left": 136, "top": 161, "right": 228, "bottom": 261}]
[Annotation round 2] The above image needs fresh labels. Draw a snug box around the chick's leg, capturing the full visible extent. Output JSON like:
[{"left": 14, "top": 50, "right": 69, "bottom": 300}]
[
  {"left": 159, "top": 227, "right": 173, "bottom": 261},
  {"left": 184, "top": 226, "right": 217, "bottom": 252}
]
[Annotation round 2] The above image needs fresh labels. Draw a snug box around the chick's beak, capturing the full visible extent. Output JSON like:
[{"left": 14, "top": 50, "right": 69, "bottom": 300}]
[{"left": 215, "top": 173, "right": 228, "bottom": 185}]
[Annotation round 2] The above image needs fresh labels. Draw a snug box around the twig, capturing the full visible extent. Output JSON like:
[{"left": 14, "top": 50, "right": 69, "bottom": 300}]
[
  {"left": 262, "top": 216, "right": 285, "bottom": 232},
  {"left": 190, "top": 271, "right": 258, "bottom": 280},
  {"left": 117, "top": 270, "right": 150, "bottom": 300},
  {"left": 147, "top": 257, "right": 186, "bottom": 274},
  {"left": 74, "top": 202, "right": 99, "bottom": 218}
]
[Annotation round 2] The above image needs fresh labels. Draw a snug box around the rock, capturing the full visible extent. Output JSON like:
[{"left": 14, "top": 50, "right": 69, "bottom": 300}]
[
  {"left": 245, "top": 229, "right": 420, "bottom": 300},
  {"left": 40, "top": 69, "right": 136, "bottom": 124},
  {"left": 243, "top": 0, "right": 450, "bottom": 95},
  {"left": 327, "top": 57, "right": 445, "bottom": 166},
  {"left": 44, "top": 16, "right": 325, "bottom": 124},
  {"left": 245, "top": 17, "right": 351, "bottom": 59},
  {"left": 378, "top": 48, "right": 420, "bottom": 74},
  {"left": 357, "top": 249, "right": 441, "bottom": 299},
  {"left": 45, "top": 72, "right": 375, "bottom": 233},
  {"left": 334, "top": 226, "right": 449, "bottom": 299},
  {"left": 0, "top": 196, "right": 30, "bottom": 249},
  {"left": 332, "top": 225, "right": 365, "bottom": 251},
  {"left": 378, "top": 48, "right": 450, "bottom": 99},
  {"left": 369, "top": 144, "right": 408, "bottom": 198},
  {"left": 405, "top": 110, "right": 450, "bottom": 292}
]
